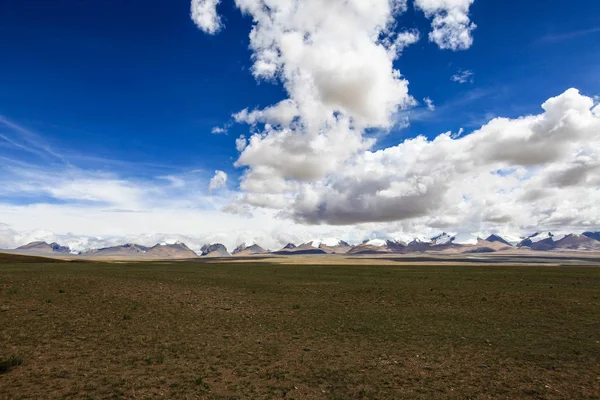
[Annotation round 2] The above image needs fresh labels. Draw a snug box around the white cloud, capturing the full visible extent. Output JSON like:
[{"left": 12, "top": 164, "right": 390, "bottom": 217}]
[
  {"left": 190, "top": 1, "right": 600, "bottom": 236},
  {"left": 0, "top": 208, "right": 299, "bottom": 253},
  {"left": 9, "top": 2, "right": 600, "bottom": 252},
  {"left": 235, "top": 135, "right": 247, "bottom": 152},
  {"left": 198, "top": 0, "right": 418, "bottom": 194},
  {"left": 1, "top": 168, "right": 147, "bottom": 210},
  {"left": 414, "top": 0, "right": 477, "bottom": 51},
  {"left": 0, "top": 165, "right": 301, "bottom": 252},
  {"left": 423, "top": 97, "right": 435, "bottom": 111},
  {"left": 537, "top": 27, "right": 600, "bottom": 43},
  {"left": 384, "top": 29, "right": 421, "bottom": 58},
  {"left": 233, "top": 100, "right": 300, "bottom": 127},
  {"left": 211, "top": 126, "right": 227, "bottom": 134},
  {"left": 0, "top": 116, "right": 68, "bottom": 163},
  {"left": 4, "top": 88, "right": 600, "bottom": 251},
  {"left": 159, "top": 175, "right": 186, "bottom": 188},
  {"left": 451, "top": 127, "right": 464, "bottom": 139},
  {"left": 229, "top": 88, "right": 600, "bottom": 234},
  {"left": 209, "top": 170, "right": 228, "bottom": 191},
  {"left": 211, "top": 120, "right": 234, "bottom": 135},
  {"left": 451, "top": 69, "right": 474, "bottom": 83},
  {"left": 0, "top": 166, "right": 348, "bottom": 251},
  {"left": 0, "top": 205, "right": 417, "bottom": 254},
  {"left": 236, "top": 117, "right": 373, "bottom": 182},
  {"left": 190, "top": 0, "right": 223, "bottom": 34}
]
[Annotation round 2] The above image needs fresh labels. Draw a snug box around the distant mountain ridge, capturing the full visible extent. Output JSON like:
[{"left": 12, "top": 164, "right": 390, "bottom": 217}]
[
  {"left": 583, "top": 232, "right": 600, "bottom": 241},
  {"left": 7, "top": 230, "right": 600, "bottom": 259},
  {"left": 554, "top": 234, "right": 600, "bottom": 251},
  {"left": 486, "top": 234, "right": 513, "bottom": 246},
  {"left": 232, "top": 243, "right": 267, "bottom": 256},
  {"left": 80, "top": 242, "right": 198, "bottom": 259},
  {"left": 16, "top": 241, "right": 71, "bottom": 255},
  {"left": 518, "top": 232, "right": 557, "bottom": 251},
  {"left": 146, "top": 242, "right": 199, "bottom": 259},
  {"left": 201, "top": 243, "right": 230, "bottom": 257},
  {"left": 82, "top": 243, "right": 149, "bottom": 257}
]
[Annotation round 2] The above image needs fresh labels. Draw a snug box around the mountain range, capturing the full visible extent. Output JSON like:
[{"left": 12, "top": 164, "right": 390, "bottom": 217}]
[
  {"left": 6, "top": 231, "right": 600, "bottom": 259},
  {"left": 80, "top": 242, "right": 199, "bottom": 259},
  {"left": 15, "top": 241, "right": 71, "bottom": 255}
]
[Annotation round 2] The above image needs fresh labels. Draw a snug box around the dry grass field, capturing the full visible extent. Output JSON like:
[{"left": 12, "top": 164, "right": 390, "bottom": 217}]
[{"left": 1, "top": 253, "right": 599, "bottom": 399}]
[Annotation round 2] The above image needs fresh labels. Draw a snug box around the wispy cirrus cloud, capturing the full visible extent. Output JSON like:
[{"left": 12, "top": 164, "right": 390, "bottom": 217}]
[
  {"left": 0, "top": 116, "right": 69, "bottom": 164},
  {"left": 0, "top": 116, "right": 205, "bottom": 178},
  {"left": 0, "top": 117, "right": 232, "bottom": 216},
  {"left": 1, "top": 162, "right": 226, "bottom": 211},
  {"left": 537, "top": 26, "right": 600, "bottom": 43}
]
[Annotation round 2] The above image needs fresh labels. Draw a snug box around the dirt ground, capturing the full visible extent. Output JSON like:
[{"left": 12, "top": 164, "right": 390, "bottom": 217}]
[{"left": 1, "top": 254, "right": 599, "bottom": 399}]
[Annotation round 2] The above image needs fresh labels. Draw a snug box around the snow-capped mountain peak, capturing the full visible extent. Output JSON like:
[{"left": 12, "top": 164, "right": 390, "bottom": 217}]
[
  {"left": 411, "top": 235, "right": 431, "bottom": 244},
  {"left": 527, "top": 231, "right": 554, "bottom": 243},
  {"left": 452, "top": 233, "right": 479, "bottom": 245},
  {"left": 320, "top": 237, "right": 346, "bottom": 247},
  {"left": 307, "top": 239, "right": 322, "bottom": 248},
  {"left": 366, "top": 238, "right": 387, "bottom": 247},
  {"left": 305, "top": 238, "right": 348, "bottom": 248},
  {"left": 525, "top": 231, "right": 566, "bottom": 243},
  {"left": 431, "top": 232, "right": 456, "bottom": 245}
]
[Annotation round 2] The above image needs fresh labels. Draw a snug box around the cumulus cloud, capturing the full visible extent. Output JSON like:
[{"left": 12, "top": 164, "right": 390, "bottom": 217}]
[
  {"left": 209, "top": 170, "right": 228, "bottom": 191},
  {"left": 451, "top": 69, "right": 474, "bottom": 83},
  {"left": 235, "top": 135, "right": 247, "bottom": 152},
  {"left": 384, "top": 29, "right": 421, "bottom": 57},
  {"left": 201, "top": 0, "right": 419, "bottom": 194},
  {"left": 190, "top": 1, "right": 599, "bottom": 236},
  {"left": 414, "top": 0, "right": 477, "bottom": 51},
  {"left": 191, "top": 0, "right": 223, "bottom": 34},
  {"left": 230, "top": 88, "right": 600, "bottom": 233},
  {"left": 5, "top": 86, "right": 600, "bottom": 250}
]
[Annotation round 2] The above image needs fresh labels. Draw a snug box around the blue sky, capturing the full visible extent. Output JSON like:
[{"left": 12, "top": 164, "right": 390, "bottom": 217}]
[
  {"left": 1, "top": 0, "right": 599, "bottom": 249},
  {"left": 2, "top": 0, "right": 598, "bottom": 171}
]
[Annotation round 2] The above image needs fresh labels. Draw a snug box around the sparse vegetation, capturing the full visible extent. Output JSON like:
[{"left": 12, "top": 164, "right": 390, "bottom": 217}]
[
  {"left": 145, "top": 351, "right": 165, "bottom": 365},
  {"left": 0, "top": 253, "right": 599, "bottom": 399},
  {"left": 0, "top": 356, "right": 23, "bottom": 374}
]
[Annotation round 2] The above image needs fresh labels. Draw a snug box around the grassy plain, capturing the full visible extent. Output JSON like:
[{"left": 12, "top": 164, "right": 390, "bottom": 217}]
[{"left": 1, "top": 254, "right": 599, "bottom": 399}]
